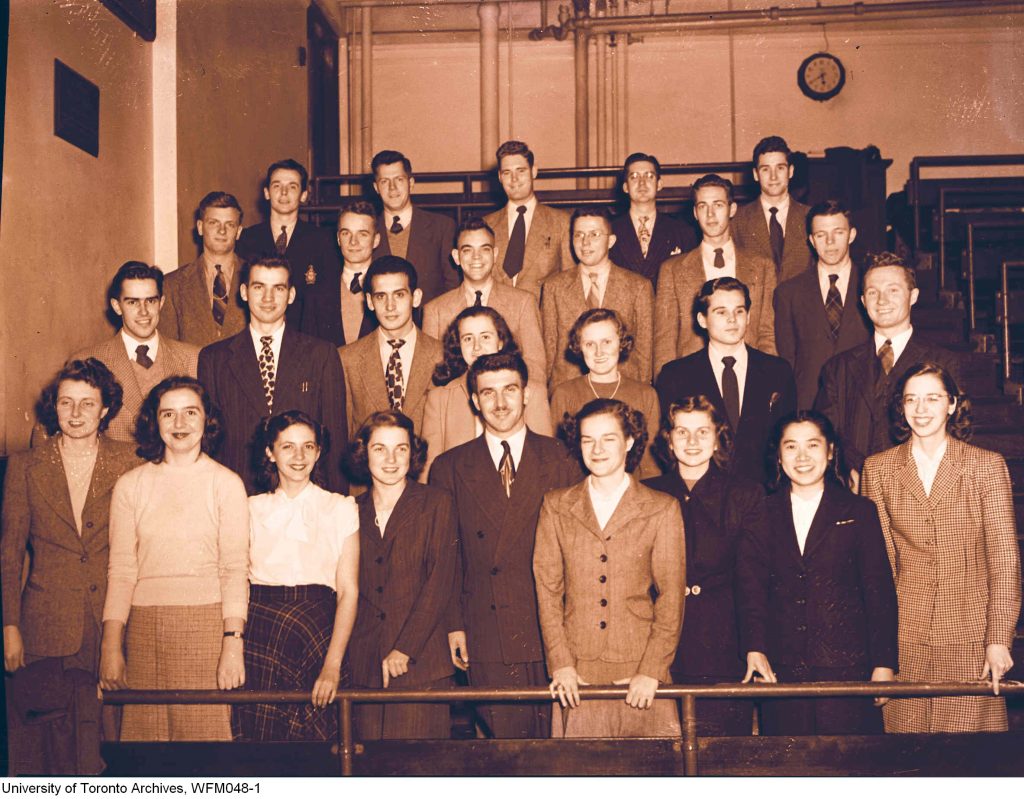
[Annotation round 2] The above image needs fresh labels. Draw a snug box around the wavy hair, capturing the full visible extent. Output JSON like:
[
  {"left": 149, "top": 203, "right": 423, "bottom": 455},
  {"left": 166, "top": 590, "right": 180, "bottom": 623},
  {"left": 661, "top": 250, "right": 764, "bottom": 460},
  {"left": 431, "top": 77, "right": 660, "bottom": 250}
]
[
  {"left": 432, "top": 306, "right": 519, "bottom": 386},
  {"left": 889, "top": 361, "right": 972, "bottom": 443},
  {"left": 653, "top": 395, "right": 733, "bottom": 473},
  {"left": 135, "top": 376, "right": 224, "bottom": 463},
  {"left": 254, "top": 410, "right": 330, "bottom": 493},
  {"left": 37, "top": 359, "right": 124, "bottom": 437},
  {"left": 560, "top": 398, "right": 648, "bottom": 474},
  {"left": 566, "top": 308, "right": 635, "bottom": 369},
  {"left": 347, "top": 410, "right": 428, "bottom": 484}
]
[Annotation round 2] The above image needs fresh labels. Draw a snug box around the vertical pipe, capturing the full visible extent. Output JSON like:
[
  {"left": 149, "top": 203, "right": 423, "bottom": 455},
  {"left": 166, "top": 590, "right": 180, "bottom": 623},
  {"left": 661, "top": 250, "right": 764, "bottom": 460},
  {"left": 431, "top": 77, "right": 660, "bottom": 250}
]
[
  {"left": 609, "top": 36, "right": 618, "bottom": 169},
  {"left": 619, "top": 30, "right": 628, "bottom": 160},
  {"left": 938, "top": 188, "right": 946, "bottom": 291},
  {"left": 596, "top": 33, "right": 606, "bottom": 172},
  {"left": 349, "top": 13, "right": 362, "bottom": 177},
  {"left": 682, "top": 694, "right": 699, "bottom": 776},
  {"left": 911, "top": 159, "right": 921, "bottom": 251},
  {"left": 479, "top": 2, "right": 500, "bottom": 168},
  {"left": 360, "top": 6, "right": 373, "bottom": 167},
  {"left": 967, "top": 223, "right": 976, "bottom": 331},
  {"left": 340, "top": 697, "right": 354, "bottom": 776},
  {"left": 574, "top": 26, "right": 590, "bottom": 188},
  {"left": 1002, "top": 261, "right": 1011, "bottom": 383}
]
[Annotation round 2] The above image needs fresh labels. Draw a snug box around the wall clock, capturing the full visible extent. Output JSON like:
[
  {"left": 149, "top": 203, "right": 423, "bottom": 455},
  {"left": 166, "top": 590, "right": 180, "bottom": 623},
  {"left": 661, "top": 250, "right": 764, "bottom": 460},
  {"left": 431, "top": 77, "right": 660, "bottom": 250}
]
[{"left": 798, "top": 52, "right": 846, "bottom": 101}]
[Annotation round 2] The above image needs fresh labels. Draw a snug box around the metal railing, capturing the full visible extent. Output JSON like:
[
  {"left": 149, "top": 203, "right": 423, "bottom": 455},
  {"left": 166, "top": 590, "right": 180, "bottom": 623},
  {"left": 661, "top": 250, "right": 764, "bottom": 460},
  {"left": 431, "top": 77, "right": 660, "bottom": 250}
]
[
  {"left": 936, "top": 184, "right": 1024, "bottom": 292},
  {"left": 1000, "top": 260, "right": 1024, "bottom": 385},
  {"left": 966, "top": 218, "right": 1024, "bottom": 330},
  {"left": 104, "top": 681, "right": 1024, "bottom": 777}
]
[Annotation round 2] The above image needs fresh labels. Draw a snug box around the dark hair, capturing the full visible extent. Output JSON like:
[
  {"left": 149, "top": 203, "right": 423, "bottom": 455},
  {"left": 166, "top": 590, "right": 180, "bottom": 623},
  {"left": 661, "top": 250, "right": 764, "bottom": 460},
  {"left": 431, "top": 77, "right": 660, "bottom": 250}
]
[
  {"left": 466, "top": 351, "right": 529, "bottom": 398},
  {"left": 768, "top": 409, "right": 850, "bottom": 492},
  {"left": 752, "top": 135, "right": 792, "bottom": 165},
  {"left": 364, "top": 255, "right": 418, "bottom": 295},
  {"left": 108, "top": 261, "right": 164, "bottom": 302},
  {"left": 692, "top": 173, "right": 735, "bottom": 204},
  {"left": 622, "top": 152, "right": 662, "bottom": 181},
  {"left": 37, "top": 359, "right": 124, "bottom": 437},
  {"left": 653, "top": 396, "right": 733, "bottom": 473},
  {"left": 863, "top": 251, "right": 917, "bottom": 291},
  {"left": 566, "top": 308, "right": 635, "bottom": 368},
  {"left": 889, "top": 361, "right": 972, "bottom": 443},
  {"left": 197, "top": 191, "right": 243, "bottom": 224},
  {"left": 347, "top": 410, "right": 427, "bottom": 484},
  {"left": 455, "top": 216, "right": 495, "bottom": 242},
  {"left": 570, "top": 206, "right": 613, "bottom": 234},
  {"left": 241, "top": 255, "right": 293, "bottom": 288},
  {"left": 496, "top": 140, "right": 534, "bottom": 168},
  {"left": 433, "top": 306, "right": 519, "bottom": 386},
  {"left": 135, "top": 376, "right": 224, "bottom": 463},
  {"left": 265, "top": 158, "right": 308, "bottom": 192},
  {"left": 338, "top": 199, "right": 378, "bottom": 227},
  {"left": 695, "top": 277, "right": 752, "bottom": 315},
  {"left": 561, "top": 398, "right": 648, "bottom": 474},
  {"left": 255, "top": 410, "right": 330, "bottom": 492},
  {"left": 371, "top": 150, "right": 413, "bottom": 177},
  {"left": 805, "top": 199, "right": 852, "bottom": 235}
]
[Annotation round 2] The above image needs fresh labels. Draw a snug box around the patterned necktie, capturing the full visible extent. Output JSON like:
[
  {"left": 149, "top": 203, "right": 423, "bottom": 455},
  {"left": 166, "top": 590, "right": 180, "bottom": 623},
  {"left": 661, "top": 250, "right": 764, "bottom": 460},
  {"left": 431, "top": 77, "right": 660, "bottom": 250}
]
[
  {"left": 473, "top": 290, "right": 483, "bottom": 307},
  {"left": 135, "top": 345, "right": 153, "bottom": 369},
  {"left": 768, "top": 207, "right": 784, "bottom": 271},
  {"left": 504, "top": 205, "right": 527, "bottom": 279},
  {"left": 878, "top": 339, "right": 894, "bottom": 375},
  {"left": 385, "top": 339, "right": 406, "bottom": 411},
  {"left": 586, "top": 273, "right": 601, "bottom": 309},
  {"left": 390, "top": 215, "right": 403, "bottom": 234},
  {"left": 498, "top": 440, "right": 516, "bottom": 498},
  {"left": 212, "top": 264, "right": 227, "bottom": 326},
  {"left": 825, "top": 273, "right": 843, "bottom": 341},
  {"left": 258, "top": 335, "right": 276, "bottom": 410},
  {"left": 638, "top": 215, "right": 651, "bottom": 257},
  {"left": 275, "top": 225, "right": 288, "bottom": 255},
  {"left": 349, "top": 272, "right": 363, "bottom": 294},
  {"left": 713, "top": 248, "right": 725, "bottom": 269},
  {"left": 721, "top": 355, "right": 740, "bottom": 429}
]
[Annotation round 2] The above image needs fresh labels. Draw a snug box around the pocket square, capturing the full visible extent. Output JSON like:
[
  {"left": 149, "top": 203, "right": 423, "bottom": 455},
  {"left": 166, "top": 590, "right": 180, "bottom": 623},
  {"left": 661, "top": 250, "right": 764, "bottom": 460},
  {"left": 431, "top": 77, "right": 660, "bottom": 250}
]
[
  {"left": 669, "top": 247, "right": 682, "bottom": 256},
  {"left": 835, "top": 518, "right": 855, "bottom": 526}
]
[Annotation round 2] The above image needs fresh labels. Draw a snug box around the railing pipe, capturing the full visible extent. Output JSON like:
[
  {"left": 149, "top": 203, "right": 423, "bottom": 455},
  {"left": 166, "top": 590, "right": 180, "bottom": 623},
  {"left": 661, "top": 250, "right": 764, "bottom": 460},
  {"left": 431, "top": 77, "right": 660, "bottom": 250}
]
[{"left": 681, "top": 694, "right": 698, "bottom": 776}]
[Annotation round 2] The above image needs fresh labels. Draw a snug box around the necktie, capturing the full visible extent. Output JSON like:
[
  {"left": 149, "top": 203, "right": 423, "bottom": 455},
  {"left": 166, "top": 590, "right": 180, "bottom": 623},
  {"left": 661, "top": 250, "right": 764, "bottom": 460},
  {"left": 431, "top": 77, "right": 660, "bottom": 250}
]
[
  {"left": 212, "top": 264, "right": 227, "bottom": 326},
  {"left": 586, "top": 273, "right": 601, "bottom": 309},
  {"left": 386, "top": 339, "right": 406, "bottom": 411},
  {"left": 135, "top": 345, "right": 153, "bottom": 369},
  {"left": 504, "top": 205, "right": 527, "bottom": 279},
  {"left": 258, "top": 335, "right": 276, "bottom": 410},
  {"left": 713, "top": 248, "right": 725, "bottom": 269},
  {"left": 721, "top": 355, "right": 740, "bottom": 429},
  {"left": 349, "top": 272, "right": 363, "bottom": 294},
  {"left": 498, "top": 440, "right": 516, "bottom": 498},
  {"left": 878, "top": 339, "right": 894, "bottom": 375},
  {"left": 275, "top": 225, "right": 288, "bottom": 255},
  {"left": 390, "top": 215, "right": 403, "bottom": 235},
  {"left": 768, "top": 207, "right": 784, "bottom": 271},
  {"left": 638, "top": 215, "right": 651, "bottom": 257},
  {"left": 825, "top": 273, "right": 843, "bottom": 341},
  {"left": 473, "top": 290, "right": 483, "bottom": 307}
]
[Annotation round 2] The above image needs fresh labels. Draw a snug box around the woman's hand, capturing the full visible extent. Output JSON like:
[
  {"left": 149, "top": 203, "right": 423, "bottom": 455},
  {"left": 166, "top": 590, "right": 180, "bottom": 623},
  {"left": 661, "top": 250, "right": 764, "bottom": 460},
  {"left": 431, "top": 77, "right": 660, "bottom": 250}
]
[
  {"left": 312, "top": 662, "right": 341, "bottom": 708},
  {"left": 615, "top": 674, "right": 659, "bottom": 710},
  {"left": 981, "top": 644, "right": 1014, "bottom": 696},
  {"left": 870, "top": 666, "right": 895, "bottom": 707},
  {"left": 447, "top": 630, "right": 469, "bottom": 671},
  {"left": 382, "top": 649, "right": 410, "bottom": 688},
  {"left": 3, "top": 625, "right": 25, "bottom": 673},
  {"left": 549, "top": 666, "right": 585, "bottom": 708},
  {"left": 743, "top": 651, "right": 777, "bottom": 683},
  {"left": 99, "top": 647, "right": 128, "bottom": 692},
  {"left": 217, "top": 637, "right": 245, "bottom": 690}
]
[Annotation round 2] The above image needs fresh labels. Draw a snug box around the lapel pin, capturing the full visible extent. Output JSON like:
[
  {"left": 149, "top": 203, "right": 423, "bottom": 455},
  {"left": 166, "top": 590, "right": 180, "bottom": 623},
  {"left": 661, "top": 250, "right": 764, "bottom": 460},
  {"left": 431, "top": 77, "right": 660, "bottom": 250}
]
[
  {"left": 769, "top": 392, "right": 781, "bottom": 412},
  {"left": 305, "top": 265, "right": 317, "bottom": 285},
  {"left": 300, "top": 380, "right": 310, "bottom": 393}
]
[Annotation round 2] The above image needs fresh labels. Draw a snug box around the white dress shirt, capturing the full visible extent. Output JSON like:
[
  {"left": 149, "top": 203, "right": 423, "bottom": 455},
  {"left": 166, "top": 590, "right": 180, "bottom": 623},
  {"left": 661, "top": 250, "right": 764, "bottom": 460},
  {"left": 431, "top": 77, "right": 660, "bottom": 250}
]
[
  {"left": 707, "top": 342, "right": 749, "bottom": 411},
  {"left": 377, "top": 326, "right": 418, "bottom": 380},
  {"left": 912, "top": 438, "right": 947, "bottom": 497},
  {"left": 342, "top": 263, "right": 370, "bottom": 292},
  {"left": 271, "top": 218, "right": 298, "bottom": 248},
  {"left": 387, "top": 205, "right": 414, "bottom": 231},
  {"left": 630, "top": 209, "right": 657, "bottom": 241},
  {"left": 484, "top": 425, "right": 527, "bottom": 472},
  {"left": 249, "top": 321, "right": 285, "bottom": 364},
  {"left": 121, "top": 330, "right": 160, "bottom": 362},
  {"left": 504, "top": 195, "right": 538, "bottom": 242},
  {"left": 700, "top": 239, "right": 737, "bottom": 280},
  {"left": 463, "top": 280, "right": 494, "bottom": 308},
  {"left": 790, "top": 488, "right": 824, "bottom": 555},
  {"left": 580, "top": 264, "right": 611, "bottom": 306},
  {"left": 817, "top": 259, "right": 853, "bottom": 305},
  {"left": 588, "top": 472, "right": 632, "bottom": 531},
  {"left": 760, "top": 194, "right": 791, "bottom": 233},
  {"left": 874, "top": 326, "right": 914, "bottom": 364}
]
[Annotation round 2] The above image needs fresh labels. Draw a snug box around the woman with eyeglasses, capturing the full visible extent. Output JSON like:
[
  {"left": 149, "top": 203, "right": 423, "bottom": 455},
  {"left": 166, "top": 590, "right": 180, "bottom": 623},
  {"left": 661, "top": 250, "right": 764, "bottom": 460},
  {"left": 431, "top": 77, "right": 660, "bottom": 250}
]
[{"left": 862, "top": 362, "right": 1021, "bottom": 732}]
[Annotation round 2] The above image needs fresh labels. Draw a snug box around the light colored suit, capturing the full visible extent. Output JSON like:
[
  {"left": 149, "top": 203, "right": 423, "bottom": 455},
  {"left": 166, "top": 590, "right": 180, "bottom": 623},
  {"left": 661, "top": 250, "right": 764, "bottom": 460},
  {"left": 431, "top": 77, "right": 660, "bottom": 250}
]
[
  {"left": 541, "top": 265, "right": 654, "bottom": 389},
  {"left": 653, "top": 246, "right": 777, "bottom": 375},
  {"left": 732, "top": 198, "right": 813, "bottom": 284},
  {"left": 71, "top": 334, "right": 199, "bottom": 443},
  {"left": 485, "top": 203, "right": 574, "bottom": 299},
  {"left": 159, "top": 255, "right": 247, "bottom": 348},
  {"left": 422, "top": 281, "right": 547, "bottom": 386}
]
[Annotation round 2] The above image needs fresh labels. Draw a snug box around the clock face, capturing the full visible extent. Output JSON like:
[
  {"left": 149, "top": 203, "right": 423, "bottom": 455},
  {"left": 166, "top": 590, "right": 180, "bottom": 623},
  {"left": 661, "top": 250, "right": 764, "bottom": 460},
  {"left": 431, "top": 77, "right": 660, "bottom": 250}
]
[{"left": 798, "top": 52, "right": 846, "bottom": 101}]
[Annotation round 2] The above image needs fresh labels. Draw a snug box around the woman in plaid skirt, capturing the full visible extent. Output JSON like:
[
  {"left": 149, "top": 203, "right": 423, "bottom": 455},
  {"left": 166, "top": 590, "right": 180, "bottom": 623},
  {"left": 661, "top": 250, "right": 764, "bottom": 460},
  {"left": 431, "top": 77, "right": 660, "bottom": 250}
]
[
  {"left": 862, "top": 362, "right": 1022, "bottom": 732},
  {"left": 233, "top": 410, "right": 360, "bottom": 741}
]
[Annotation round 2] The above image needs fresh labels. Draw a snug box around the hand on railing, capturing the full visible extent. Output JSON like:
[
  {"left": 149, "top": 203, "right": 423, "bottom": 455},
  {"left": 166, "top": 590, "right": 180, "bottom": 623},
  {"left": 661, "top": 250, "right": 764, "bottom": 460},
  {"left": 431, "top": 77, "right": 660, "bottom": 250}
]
[
  {"left": 217, "top": 637, "right": 245, "bottom": 690},
  {"left": 382, "top": 649, "right": 410, "bottom": 688},
  {"left": 313, "top": 663, "right": 341, "bottom": 708},
  {"left": 742, "top": 652, "right": 777, "bottom": 684},
  {"left": 982, "top": 644, "right": 1014, "bottom": 696},
  {"left": 448, "top": 630, "right": 469, "bottom": 671},
  {"left": 871, "top": 667, "right": 895, "bottom": 706},
  {"left": 550, "top": 666, "right": 586, "bottom": 708},
  {"left": 614, "top": 674, "right": 659, "bottom": 710}
]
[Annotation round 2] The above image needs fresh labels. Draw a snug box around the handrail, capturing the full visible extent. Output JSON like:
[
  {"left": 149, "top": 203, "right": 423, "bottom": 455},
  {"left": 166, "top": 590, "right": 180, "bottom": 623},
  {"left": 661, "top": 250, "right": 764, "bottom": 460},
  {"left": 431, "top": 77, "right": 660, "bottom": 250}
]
[
  {"left": 1001, "top": 260, "right": 1024, "bottom": 387},
  {"left": 966, "top": 217, "right": 1024, "bottom": 330},
  {"left": 937, "top": 185, "right": 1024, "bottom": 291}
]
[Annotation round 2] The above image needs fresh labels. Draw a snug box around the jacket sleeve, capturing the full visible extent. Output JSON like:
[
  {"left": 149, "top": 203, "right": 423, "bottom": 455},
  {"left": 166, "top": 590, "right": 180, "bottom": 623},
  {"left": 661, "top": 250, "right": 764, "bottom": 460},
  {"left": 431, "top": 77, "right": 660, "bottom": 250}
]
[
  {"left": 158, "top": 280, "right": 183, "bottom": 341},
  {"left": 215, "top": 470, "right": 251, "bottom": 621},
  {"left": 860, "top": 457, "right": 897, "bottom": 579},
  {"left": 517, "top": 293, "right": 548, "bottom": 386},
  {"left": 813, "top": 355, "right": 866, "bottom": 471},
  {"left": 540, "top": 281, "right": 559, "bottom": 388},
  {"left": 638, "top": 500, "right": 686, "bottom": 680},
  {"left": 440, "top": 216, "right": 460, "bottom": 292},
  {"left": 855, "top": 499, "right": 899, "bottom": 669},
  {"left": 756, "top": 262, "right": 778, "bottom": 355},
  {"left": 558, "top": 216, "right": 575, "bottom": 273},
  {"left": 320, "top": 346, "right": 350, "bottom": 493},
  {"left": 0, "top": 453, "right": 30, "bottom": 627},
  {"left": 653, "top": 263, "right": 679, "bottom": 376},
  {"left": 634, "top": 279, "right": 655, "bottom": 384},
  {"left": 533, "top": 496, "right": 574, "bottom": 674},
  {"left": 978, "top": 452, "right": 1022, "bottom": 649},
  {"left": 427, "top": 455, "right": 464, "bottom": 634},
  {"left": 735, "top": 490, "right": 772, "bottom": 655},
  {"left": 420, "top": 386, "right": 446, "bottom": 483},
  {"left": 103, "top": 472, "right": 141, "bottom": 624},
  {"left": 774, "top": 283, "right": 796, "bottom": 368}
]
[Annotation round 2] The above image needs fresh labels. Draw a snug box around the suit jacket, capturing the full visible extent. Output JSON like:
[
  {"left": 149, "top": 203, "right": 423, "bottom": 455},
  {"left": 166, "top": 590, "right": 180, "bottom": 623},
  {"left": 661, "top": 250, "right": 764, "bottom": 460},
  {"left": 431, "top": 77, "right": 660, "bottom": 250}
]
[
  {"left": 609, "top": 210, "right": 698, "bottom": 284},
  {"left": 197, "top": 325, "right": 348, "bottom": 494},
  {"left": 430, "top": 431, "right": 582, "bottom": 665},
  {"left": 373, "top": 207, "right": 459, "bottom": 304},
  {"left": 159, "top": 254, "right": 247, "bottom": 348},
  {"left": 541, "top": 264, "right": 654, "bottom": 388},
  {"left": 653, "top": 246, "right": 777, "bottom": 374},
  {"left": 485, "top": 203, "right": 574, "bottom": 300},
  {"left": 656, "top": 346, "right": 797, "bottom": 485},
  {"left": 774, "top": 264, "right": 870, "bottom": 409},
  {"left": 422, "top": 281, "right": 547, "bottom": 386},
  {"left": 71, "top": 334, "right": 199, "bottom": 443},
  {"left": 338, "top": 329, "right": 443, "bottom": 441},
  {"left": 349, "top": 482, "right": 457, "bottom": 687},
  {"left": 533, "top": 478, "right": 685, "bottom": 683},
  {"left": 299, "top": 266, "right": 377, "bottom": 347},
  {"left": 1, "top": 437, "right": 139, "bottom": 658},
  {"left": 814, "top": 332, "right": 960, "bottom": 471},
  {"left": 732, "top": 198, "right": 814, "bottom": 283},
  {"left": 738, "top": 482, "right": 898, "bottom": 671}
]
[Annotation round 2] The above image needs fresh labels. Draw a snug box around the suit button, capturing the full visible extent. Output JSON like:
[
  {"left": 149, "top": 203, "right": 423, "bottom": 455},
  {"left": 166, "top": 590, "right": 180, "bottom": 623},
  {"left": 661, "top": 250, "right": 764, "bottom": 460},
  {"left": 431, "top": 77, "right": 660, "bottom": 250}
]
[
  {"left": 491, "top": 567, "right": 500, "bottom": 576},
  {"left": 89, "top": 585, "right": 97, "bottom": 592},
  {"left": 376, "top": 586, "right": 383, "bottom": 593},
  {"left": 490, "top": 604, "right": 497, "bottom": 611},
  {"left": 477, "top": 531, "right": 485, "bottom": 539},
  {"left": 598, "top": 575, "right": 607, "bottom": 583},
  {"left": 798, "top": 573, "right": 806, "bottom": 580},
  {"left": 599, "top": 621, "right": 607, "bottom": 629},
  {"left": 797, "top": 625, "right": 807, "bottom": 632},
  {"left": 796, "top": 598, "right": 806, "bottom": 605},
  {"left": 599, "top": 599, "right": 607, "bottom": 607},
  {"left": 684, "top": 587, "right": 691, "bottom": 597},
  {"left": 599, "top": 554, "right": 608, "bottom": 563},
  {"left": 691, "top": 585, "right": 701, "bottom": 596},
  {"left": 375, "top": 557, "right": 383, "bottom": 564},
  {"left": 379, "top": 612, "right": 386, "bottom": 620},
  {"left": 80, "top": 555, "right": 88, "bottom": 563},
  {"left": 85, "top": 522, "right": 94, "bottom": 529}
]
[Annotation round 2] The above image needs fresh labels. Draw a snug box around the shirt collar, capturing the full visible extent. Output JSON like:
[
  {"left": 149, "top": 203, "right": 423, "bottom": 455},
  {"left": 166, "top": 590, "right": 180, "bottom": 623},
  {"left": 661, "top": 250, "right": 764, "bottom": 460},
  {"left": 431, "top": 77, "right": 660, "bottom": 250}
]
[
  {"left": 760, "top": 194, "right": 791, "bottom": 214},
  {"left": 506, "top": 195, "right": 538, "bottom": 215},
  {"left": 121, "top": 329, "right": 159, "bottom": 360},
  {"left": 249, "top": 321, "right": 285, "bottom": 347},
  {"left": 873, "top": 325, "right": 913, "bottom": 355},
  {"left": 707, "top": 341, "right": 747, "bottom": 370},
  {"left": 386, "top": 205, "right": 413, "bottom": 230},
  {"left": 463, "top": 279, "right": 494, "bottom": 306},
  {"left": 484, "top": 424, "right": 527, "bottom": 469},
  {"left": 911, "top": 437, "right": 948, "bottom": 467}
]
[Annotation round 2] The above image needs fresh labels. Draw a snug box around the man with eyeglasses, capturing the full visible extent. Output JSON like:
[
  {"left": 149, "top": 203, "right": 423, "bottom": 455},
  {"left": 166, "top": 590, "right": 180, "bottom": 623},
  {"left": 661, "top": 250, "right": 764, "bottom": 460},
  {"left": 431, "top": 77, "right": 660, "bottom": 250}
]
[
  {"left": 610, "top": 152, "right": 698, "bottom": 284},
  {"left": 541, "top": 207, "right": 653, "bottom": 389},
  {"left": 161, "top": 192, "right": 248, "bottom": 347}
]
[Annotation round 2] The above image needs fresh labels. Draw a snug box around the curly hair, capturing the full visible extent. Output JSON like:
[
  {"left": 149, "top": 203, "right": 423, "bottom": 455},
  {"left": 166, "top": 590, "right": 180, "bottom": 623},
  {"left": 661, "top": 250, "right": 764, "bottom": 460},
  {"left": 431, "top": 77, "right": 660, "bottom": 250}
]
[
  {"left": 254, "top": 410, "right": 330, "bottom": 493},
  {"left": 653, "top": 396, "right": 733, "bottom": 473},
  {"left": 347, "top": 410, "right": 428, "bottom": 484},
  {"left": 889, "top": 361, "right": 972, "bottom": 443},
  {"left": 432, "top": 306, "right": 519, "bottom": 386},
  {"left": 767, "top": 410, "right": 851, "bottom": 492},
  {"left": 37, "top": 359, "right": 124, "bottom": 437},
  {"left": 565, "top": 308, "right": 635, "bottom": 370},
  {"left": 560, "top": 398, "right": 648, "bottom": 475},
  {"left": 135, "top": 376, "right": 224, "bottom": 463},
  {"left": 863, "top": 250, "right": 917, "bottom": 291}
]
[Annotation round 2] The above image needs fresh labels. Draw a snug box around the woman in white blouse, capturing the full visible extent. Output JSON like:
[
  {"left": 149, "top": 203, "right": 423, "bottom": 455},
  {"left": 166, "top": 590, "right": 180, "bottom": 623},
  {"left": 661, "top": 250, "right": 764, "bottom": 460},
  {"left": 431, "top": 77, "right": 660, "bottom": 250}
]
[{"left": 233, "top": 410, "right": 360, "bottom": 741}]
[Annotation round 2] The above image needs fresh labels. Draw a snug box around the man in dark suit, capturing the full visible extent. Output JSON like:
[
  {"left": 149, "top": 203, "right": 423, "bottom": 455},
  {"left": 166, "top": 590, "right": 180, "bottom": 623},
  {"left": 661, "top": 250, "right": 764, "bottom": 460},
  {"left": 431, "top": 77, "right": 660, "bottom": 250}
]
[
  {"left": 197, "top": 256, "right": 348, "bottom": 494},
  {"left": 160, "top": 191, "right": 248, "bottom": 348},
  {"left": 815, "top": 252, "right": 959, "bottom": 487},
  {"left": 732, "top": 136, "right": 813, "bottom": 284},
  {"left": 656, "top": 277, "right": 796, "bottom": 485},
  {"left": 430, "top": 351, "right": 582, "bottom": 738},
  {"left": 774, "top": 200, "right": 870, "bottom": 409},
  {"left": 370, "top": 150, "right": 458, "bottom": 304},
  {"left": 237, "top": 158, "right": 341, "bottom": 331},
  {"left": 609, "top": 152, "right": 698, "bottom": 284}
]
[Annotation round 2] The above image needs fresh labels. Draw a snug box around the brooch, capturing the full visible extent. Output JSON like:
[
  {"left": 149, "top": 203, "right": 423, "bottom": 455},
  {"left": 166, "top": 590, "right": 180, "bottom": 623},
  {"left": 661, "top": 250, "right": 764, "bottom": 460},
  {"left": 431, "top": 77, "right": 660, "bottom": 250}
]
[
  {"left": 669, "top": 247, "right": 682, "bottom": 256},
  {"left": 305, "top": 265, "right": 317, "bottom": 285}
]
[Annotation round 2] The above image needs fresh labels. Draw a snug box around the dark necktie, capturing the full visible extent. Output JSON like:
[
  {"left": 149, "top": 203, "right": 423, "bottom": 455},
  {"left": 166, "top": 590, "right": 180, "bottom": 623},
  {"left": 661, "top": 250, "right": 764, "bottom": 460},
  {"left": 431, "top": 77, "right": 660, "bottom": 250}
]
[
  {"left": 135, "top": 345, "right": 153, "bottom": 369},
  {"left": 825, "top": 273, "right": 843, "bottom": 340},
  {"left": 713, "top": 248, "right": 725, "bottom": 269},
  {"left": 768, "top": 207, "right": 784, "bottom": 271},
  {"left": 275, "top": 225, "right": 288, "bottom": 255},
  {"left": 258, "top": 335, "right": 276, "bottom": 410},
  {"left": 390, "top": 215, "right": 403, "bottom": 235},
  {"left": 212, "top": 264, "right": 227, "bottom": 326},
  {"left": 499, "top": 440, "right": 516, "bottom": 498},
  {"left": 349, "top": 272, "right": 363, "bottom": 294},
  {"left": 473, "top": 290, "right": 483, "bottom": 307},
  {"left": 721, "top": 355, "right": 740, "bottom": 429},
  {"left": 386, "top": 339, "right": 406, "bottom": 410},
  {"left": 878, "top": 339, "right": 894, "bottom": 375},
  {"left": 504, "top": 205, "right": 527, "bottom": 279}
]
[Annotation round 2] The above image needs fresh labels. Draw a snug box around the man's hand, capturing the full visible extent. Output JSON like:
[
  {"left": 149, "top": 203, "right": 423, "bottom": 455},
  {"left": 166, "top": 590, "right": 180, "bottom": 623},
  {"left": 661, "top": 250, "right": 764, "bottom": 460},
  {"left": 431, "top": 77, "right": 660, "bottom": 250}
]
[
  {"left": 382, "top": 649, "right": 410, "bottom": 688},
  {"left": 448, "top": 630, "right": 469, "bottom": 671}
]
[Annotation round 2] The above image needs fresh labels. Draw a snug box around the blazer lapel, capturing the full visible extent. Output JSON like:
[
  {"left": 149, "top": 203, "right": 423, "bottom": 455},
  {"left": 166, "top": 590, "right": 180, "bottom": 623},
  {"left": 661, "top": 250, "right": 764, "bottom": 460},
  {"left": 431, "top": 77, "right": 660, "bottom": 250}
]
[
  {"left": 185, "top": 262, "right": 215, "bottom": 338},
  {"left": 802, "top": 482, "right": 843, "bottom": 560},
  {"left": 769, "top": 492, "right": 806, "bottom": 567},
  {"left": 893, "top": 442, "right": 931, "bottom": 510},
  {"left": 105, "top": 336, "right": 144, "bottom": 419},
  {"left": 405, "top": 334, "right": 436, "bottom": 412},
  {"left": 226, "top": 332, "right": 272, "bottom": 416},
  {"left": 494, "top": 432, "right": 547, "bottom": 561},
  {"left": 923, "top": 437, "right": 966, "bottom": 509},
  {"left": 459, "top": 437, "right": 508, "bottom": 532},
  {"left": 566, "top": 480, "right": 606, "bottom": 541},
  {"left": 273, "top": 326, "right": 306, "bottom": 409},
  {"left": 355, "top": 336, "right": 391, "bottom": 411},
  {"left": 80, "top": 439, "right": 125, "bottom": 543},
  {"left": 600, "top": 479, "right": 645, "bottom": 541},
  {"left": 744, "top": 204, "right": 770, "bottom": 250},
  {"left": 28, "top": 440, "right": 78, "bottom": 536},
  {"left": 603, "top": 265, "right": 629, "bottom": 310}
]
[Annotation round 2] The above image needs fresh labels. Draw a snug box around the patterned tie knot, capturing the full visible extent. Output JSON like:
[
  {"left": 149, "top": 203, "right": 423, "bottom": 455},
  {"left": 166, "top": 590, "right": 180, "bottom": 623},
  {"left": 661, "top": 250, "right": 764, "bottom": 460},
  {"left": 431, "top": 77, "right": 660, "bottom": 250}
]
[
  {"left": 261, "top": 335, "right": 274, "bottom": 348},
  {"left": 349, "top": 272, "right": 363, "bottom": 294},
  {"left": 275, "top": 226, "right": 288, "bottom": 254},
  {"left": 828, "top": 273, "right": 839, "bottom": 285},
  {"left": 389, "top": 339, "right": 405, "bottom": 350},
  {"left": 722, "top": 355, "right": 736, "bottom": 369},
  {"left": 390, "top": 215, "right": 403, "bottom": 234}
]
